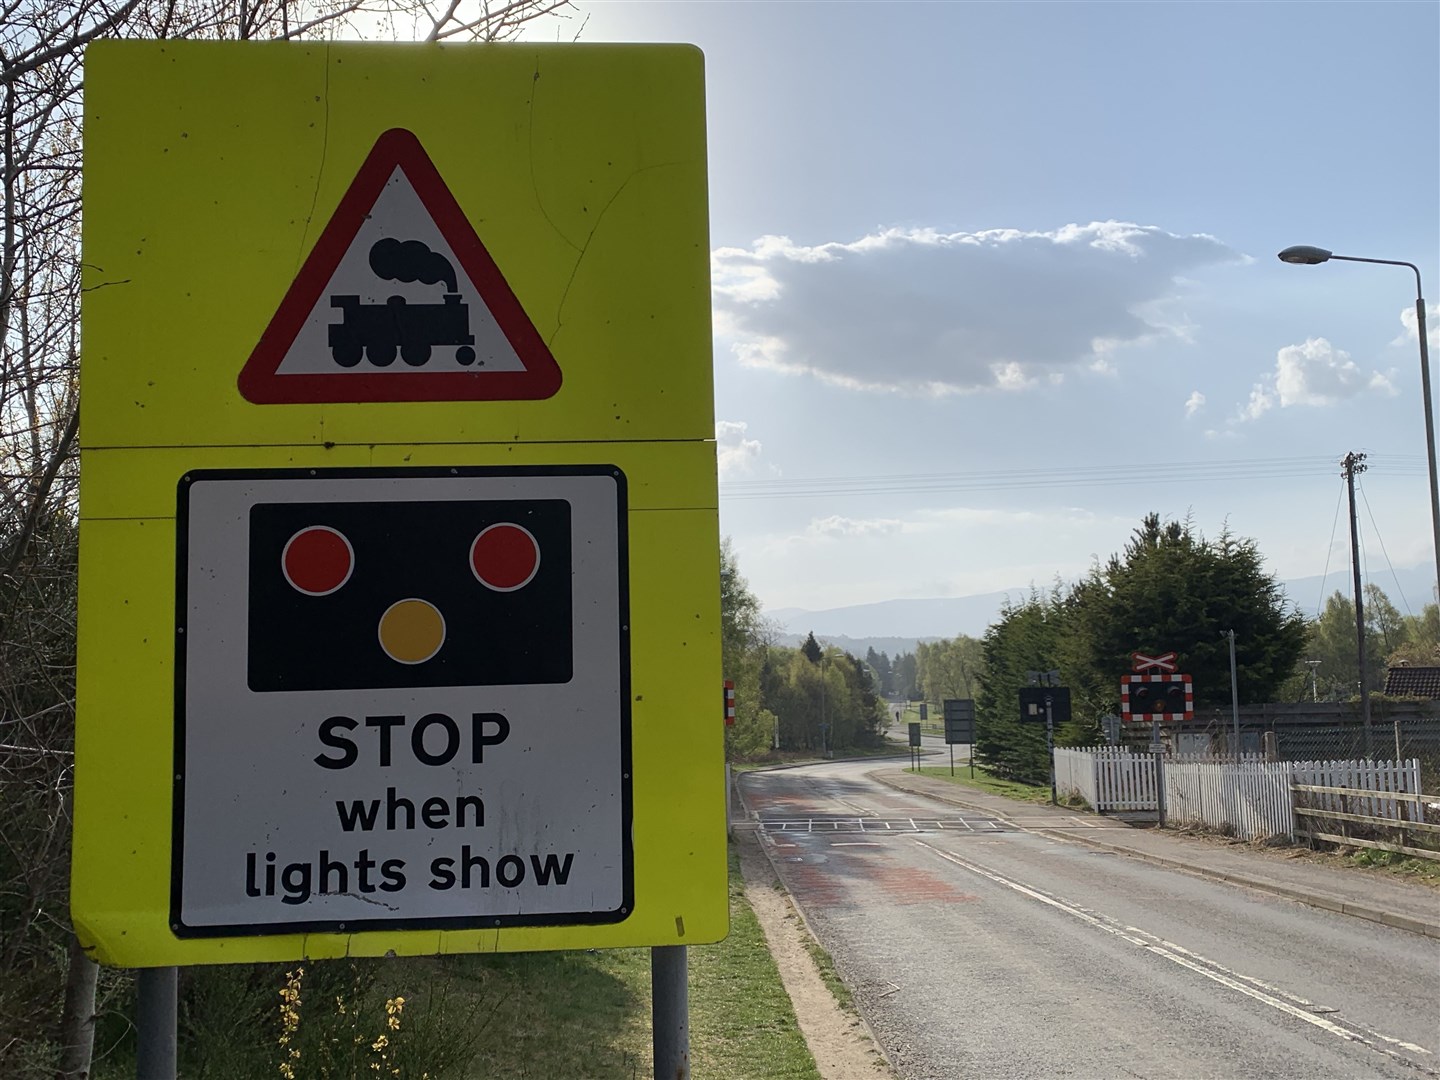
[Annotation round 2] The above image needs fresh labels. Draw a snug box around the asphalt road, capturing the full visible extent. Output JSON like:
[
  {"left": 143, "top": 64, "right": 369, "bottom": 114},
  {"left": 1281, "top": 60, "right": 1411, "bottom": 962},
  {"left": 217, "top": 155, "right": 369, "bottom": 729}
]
[{"left": 739, "top": 758, "right": 1440, "bottom": 1080}]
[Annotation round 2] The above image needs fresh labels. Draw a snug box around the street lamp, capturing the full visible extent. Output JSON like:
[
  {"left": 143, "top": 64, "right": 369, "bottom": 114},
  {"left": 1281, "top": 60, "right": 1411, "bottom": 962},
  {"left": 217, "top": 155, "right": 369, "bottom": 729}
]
[{"left": 1278, "top": 246, "right": 1440, "bottom": 602}]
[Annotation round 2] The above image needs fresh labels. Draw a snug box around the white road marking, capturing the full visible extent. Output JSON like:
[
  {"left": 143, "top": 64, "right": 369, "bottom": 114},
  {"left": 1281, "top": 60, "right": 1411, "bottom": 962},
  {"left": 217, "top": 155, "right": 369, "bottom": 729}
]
[
  {"left": 914, "top": 838, "right": 1437, "bottom": 1073},
  {"left": 832, "top": 842, "right": 882, "bottom": 847}
]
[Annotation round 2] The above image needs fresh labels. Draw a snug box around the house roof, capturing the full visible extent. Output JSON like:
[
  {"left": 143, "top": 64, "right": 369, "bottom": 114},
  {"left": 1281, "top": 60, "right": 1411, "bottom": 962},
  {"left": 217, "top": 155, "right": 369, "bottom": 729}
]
[{"left": 1382, "top": 666, "right": 1440, "bottom": 698}]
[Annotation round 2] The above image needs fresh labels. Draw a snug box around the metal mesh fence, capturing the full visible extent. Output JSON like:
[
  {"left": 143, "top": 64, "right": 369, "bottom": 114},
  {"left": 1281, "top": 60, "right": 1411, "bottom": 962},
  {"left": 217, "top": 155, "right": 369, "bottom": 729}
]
[{"left": 1272, "top": 717, "right": 1440, "bottom": 791}]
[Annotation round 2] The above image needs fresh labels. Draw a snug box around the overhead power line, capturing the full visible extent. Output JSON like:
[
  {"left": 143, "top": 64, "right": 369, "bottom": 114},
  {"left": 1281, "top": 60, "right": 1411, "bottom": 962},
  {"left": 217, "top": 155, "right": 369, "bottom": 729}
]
[{"left": 719, "top": 454, "right": 1428, "bottom": 502}]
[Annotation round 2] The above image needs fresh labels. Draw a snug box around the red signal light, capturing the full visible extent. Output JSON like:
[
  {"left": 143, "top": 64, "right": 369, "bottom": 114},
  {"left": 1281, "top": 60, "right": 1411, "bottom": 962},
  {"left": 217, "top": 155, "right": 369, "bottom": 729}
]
[
  {"left": 282, "top": 526, "right": 354, "bottom": 596},
  {"left": 470, "top": 523, "right": 540, "bottom": 592}
]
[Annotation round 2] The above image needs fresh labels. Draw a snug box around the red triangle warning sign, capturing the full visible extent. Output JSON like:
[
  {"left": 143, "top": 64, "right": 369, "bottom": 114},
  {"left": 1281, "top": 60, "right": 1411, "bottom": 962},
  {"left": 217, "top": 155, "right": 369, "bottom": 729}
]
[{"left": 238, "top": 129, "right": 562, "bottom": 404}]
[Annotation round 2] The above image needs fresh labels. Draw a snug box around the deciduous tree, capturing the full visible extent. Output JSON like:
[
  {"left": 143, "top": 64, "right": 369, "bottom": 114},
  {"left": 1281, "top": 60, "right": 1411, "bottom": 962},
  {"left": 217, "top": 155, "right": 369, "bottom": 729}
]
[
  {"left": 1, "top": 2, "right": 579, "bottom": 1073},
  {"left": 720, "top": 537, "right": 775, "bottom": 759}
]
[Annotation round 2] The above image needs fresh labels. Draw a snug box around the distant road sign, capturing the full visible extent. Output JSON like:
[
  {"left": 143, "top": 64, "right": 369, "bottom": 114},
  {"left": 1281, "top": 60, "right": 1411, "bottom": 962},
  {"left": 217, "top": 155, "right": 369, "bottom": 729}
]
[
  {"left": 919, "top": 703, "right": 929, "bottom": 722},
  {"left": 908, "top": 723, "right": 923, "bottom": 748},
  {"left": 942, "top": 698, "right": 975, "bottom": 722},
  {"left": 944, "top": 717, "right": 975, "bottom": 745},
  {"left": 942, "top": 699, "right": 975, "bottom": 745}
]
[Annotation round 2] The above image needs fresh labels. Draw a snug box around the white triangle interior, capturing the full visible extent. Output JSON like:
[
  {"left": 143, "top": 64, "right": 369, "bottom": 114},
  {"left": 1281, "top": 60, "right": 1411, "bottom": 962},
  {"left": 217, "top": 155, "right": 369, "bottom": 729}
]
[{"left": 274, "top": 167, "right": 527, "bottom": 376}]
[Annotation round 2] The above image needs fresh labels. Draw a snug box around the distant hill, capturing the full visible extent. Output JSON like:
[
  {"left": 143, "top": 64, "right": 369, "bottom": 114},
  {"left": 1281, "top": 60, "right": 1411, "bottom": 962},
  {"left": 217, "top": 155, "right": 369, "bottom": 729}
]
[
  {"left": 765, "top": 565, "right": 1437, "bottom": 645},
  {"left": 1281, "top": 565, "right": 1436, "bottom": 619},
  {"left": 770, "top": 632, "right": 941, "bottom": 659},
  {"left": 767, "top": 589, "right": 1032, "bottom": 641}
]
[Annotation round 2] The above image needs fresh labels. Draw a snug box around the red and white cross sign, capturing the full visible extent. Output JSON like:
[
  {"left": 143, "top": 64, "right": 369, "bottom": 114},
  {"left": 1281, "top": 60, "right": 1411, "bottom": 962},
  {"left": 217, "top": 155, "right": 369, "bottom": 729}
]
[{"left": 1130, "top": 651, "right": 1178, "bottom": 673}]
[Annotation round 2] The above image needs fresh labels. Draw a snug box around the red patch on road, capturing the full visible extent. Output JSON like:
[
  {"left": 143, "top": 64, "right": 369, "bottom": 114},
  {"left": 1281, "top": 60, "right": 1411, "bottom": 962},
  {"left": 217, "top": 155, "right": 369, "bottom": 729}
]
[
  {"left": 870, "top": 866, "right": 977, "bottom": 905},
  {"left": 780, "top": 859, "right": 851, "bottom": 909}
]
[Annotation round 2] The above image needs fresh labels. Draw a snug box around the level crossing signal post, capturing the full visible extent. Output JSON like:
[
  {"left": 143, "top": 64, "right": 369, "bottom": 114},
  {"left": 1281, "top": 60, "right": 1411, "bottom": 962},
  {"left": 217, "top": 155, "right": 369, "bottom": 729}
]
[
  {"left": 1021, "top": 673, "right": 1069, "bottom": 805},
  {"left": 1123, "top": 651, "right": 1187, "bottom": 828}
]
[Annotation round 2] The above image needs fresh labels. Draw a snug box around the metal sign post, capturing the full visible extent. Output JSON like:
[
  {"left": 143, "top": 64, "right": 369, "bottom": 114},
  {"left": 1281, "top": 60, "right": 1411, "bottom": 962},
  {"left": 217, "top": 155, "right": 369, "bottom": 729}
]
[
  {"left": 1045, "top": 695, "right": 1057, "bottom": 806},
  {"left": 652, "top": 945, "right": 689, "bottom": 1079},
  {"left": 135, "top": 967, "right": 177, "bottom": 1080},
  {"left": 1151, "top": 719, "right": 1166, "bottom": 828},
  {"left": 908, "top": 722, "right": 922, "bottom": 771}
]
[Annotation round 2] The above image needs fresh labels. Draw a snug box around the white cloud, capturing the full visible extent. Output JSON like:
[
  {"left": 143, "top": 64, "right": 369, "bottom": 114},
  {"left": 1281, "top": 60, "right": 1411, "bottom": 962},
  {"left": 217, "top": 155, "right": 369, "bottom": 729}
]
[
  {"left": 1241, "top": 383, "right": 1275, "bottom": 421},
  {"left": 711, "top": 220, "right": 1239, "bottom": 396},
  {"left": 1184, "top": 390, "right": 1206, "bottom": 417},
  {"left": 787, "top": 505, "right": 1097, "bottom": 547},
  {"left": 1234, "top": 337, "right": 1395, "bottom": 423},
  {"left": 1394, "top": 302, "right": 1439, "bottom": 348},
  {"left": 715, "top": 420, "right": 772, "bottom": 479},
  {"left": 917, "top": 506, "right": 1047, "bottom": 527},
  {"left": 804, "top": 515, "right": 905, "bottom": 540}
]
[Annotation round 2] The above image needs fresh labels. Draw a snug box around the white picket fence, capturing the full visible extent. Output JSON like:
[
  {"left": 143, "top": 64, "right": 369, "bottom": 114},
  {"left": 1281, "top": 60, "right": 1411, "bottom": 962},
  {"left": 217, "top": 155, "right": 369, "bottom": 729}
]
[
  {"left": 1056, "top": 746, "right": 1425, "bottom": 842},
  {"left": 1053, "top": 747, "right": 1100, "bottom": 808},
  {"left": 1165, "top": 761, "right": 1296, "bottom": 841},
  {"left": 1054, "top": 746, "right": 1157, "bottom": 811},
  {"left": 1055, "top": 746, "right": 1267, "bottom": 812}
]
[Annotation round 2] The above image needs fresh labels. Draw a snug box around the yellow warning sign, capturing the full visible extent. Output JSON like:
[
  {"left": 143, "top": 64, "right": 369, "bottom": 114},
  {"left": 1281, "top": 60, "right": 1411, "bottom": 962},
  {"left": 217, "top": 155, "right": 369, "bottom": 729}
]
[{"left": 74, "top": 41, "right": 723, "bottom": 968}]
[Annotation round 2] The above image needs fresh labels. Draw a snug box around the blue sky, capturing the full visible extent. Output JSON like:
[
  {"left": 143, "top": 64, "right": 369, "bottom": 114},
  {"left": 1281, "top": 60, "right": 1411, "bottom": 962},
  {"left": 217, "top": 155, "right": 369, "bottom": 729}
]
[{"left": 539, "top": 1, "right": 1440, "bottom": 621}]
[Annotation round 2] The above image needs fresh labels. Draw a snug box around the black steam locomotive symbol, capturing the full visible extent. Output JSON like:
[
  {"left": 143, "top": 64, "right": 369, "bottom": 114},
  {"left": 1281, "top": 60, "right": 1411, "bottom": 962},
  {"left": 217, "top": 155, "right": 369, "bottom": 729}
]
[{"left": 328, "top": 238, "right": 479, "bottom": 368}]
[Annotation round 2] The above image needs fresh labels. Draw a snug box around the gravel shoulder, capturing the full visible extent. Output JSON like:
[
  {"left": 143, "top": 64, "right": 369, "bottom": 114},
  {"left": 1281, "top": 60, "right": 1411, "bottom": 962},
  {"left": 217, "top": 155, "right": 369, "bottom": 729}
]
[{"left": 734, "top": 830, "right": 896, "bottom": 1080}]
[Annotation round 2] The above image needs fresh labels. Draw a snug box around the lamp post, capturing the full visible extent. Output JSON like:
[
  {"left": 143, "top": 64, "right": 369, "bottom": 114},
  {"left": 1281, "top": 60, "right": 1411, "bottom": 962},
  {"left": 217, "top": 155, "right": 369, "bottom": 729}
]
[{"left": 1278, "top": 246, "right": 1440, "bottom": 602}]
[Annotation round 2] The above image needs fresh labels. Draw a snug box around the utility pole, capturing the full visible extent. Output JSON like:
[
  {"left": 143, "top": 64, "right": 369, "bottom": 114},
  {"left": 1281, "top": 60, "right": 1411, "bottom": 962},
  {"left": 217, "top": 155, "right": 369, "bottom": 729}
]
[
  {"left": 1225, "top": 630, "right": 1241, "bottom": 761},
  {"left": 1342, "top": 451, "right": 1373, "bottom": 755},
  {"left": 1305, "top": 660, "right": 1321, "bottom": 703}
]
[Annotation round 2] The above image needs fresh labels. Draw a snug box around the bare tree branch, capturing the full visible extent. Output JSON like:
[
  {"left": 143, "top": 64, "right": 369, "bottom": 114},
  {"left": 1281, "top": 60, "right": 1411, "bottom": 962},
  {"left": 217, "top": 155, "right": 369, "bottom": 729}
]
[{"left": 0, "top": 0, "right": 145, "bottom": 86}]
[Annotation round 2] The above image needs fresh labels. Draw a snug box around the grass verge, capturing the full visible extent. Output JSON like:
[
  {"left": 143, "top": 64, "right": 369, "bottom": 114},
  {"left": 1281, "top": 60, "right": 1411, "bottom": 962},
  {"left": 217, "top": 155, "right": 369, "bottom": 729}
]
[
  {"left": 911, "top": 765, "right": 1054, "bottom": 804},
  {"left": 800, "top": 937, "right": 855, "bottom": 1014},
  {"left": 1168, "top": 823, "right": 1440, "bottom": 889},
  {"left": 91, "top": 846, "right": 816, "bottom": 1080},
  {"left": 1343, "top": 846, "right": 1440, "bottom": 884},
  {"left": 688, "top": 848, "right": 822, "bottom": 1079}
]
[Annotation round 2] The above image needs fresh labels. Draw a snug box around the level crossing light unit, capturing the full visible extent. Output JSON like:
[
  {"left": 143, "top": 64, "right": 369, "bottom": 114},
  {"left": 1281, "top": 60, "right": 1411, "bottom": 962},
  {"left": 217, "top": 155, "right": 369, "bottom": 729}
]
[{"left": 1277, "top": 246, "right": 1440, "bottom": 604}]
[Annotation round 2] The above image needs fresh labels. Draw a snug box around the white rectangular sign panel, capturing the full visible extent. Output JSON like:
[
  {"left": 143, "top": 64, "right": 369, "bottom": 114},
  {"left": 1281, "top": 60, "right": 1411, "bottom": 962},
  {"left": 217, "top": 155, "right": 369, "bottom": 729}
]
[{"left": 173, "top": 466, "right": 630, "bottom": 935}]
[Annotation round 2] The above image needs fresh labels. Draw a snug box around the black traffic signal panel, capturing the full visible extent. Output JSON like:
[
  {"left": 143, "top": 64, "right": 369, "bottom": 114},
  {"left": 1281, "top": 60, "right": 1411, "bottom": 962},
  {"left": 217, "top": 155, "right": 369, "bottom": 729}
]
[
  {"left": 247, "top": 498, "right": 572, "bottom": 692},
  {"left": 1127, "top": 681, "right": 1188, "bottom": 716},
  {"left": 1017, "top": 687, "right": 1071, "bottom": 725}
]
